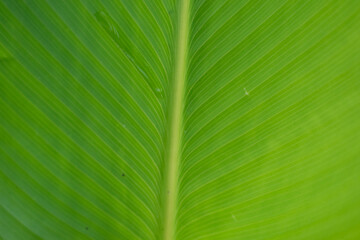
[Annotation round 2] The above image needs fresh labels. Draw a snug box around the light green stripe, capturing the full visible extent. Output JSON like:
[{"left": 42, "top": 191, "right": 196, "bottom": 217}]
[{"left": 162, "top": 0, "right": 190, "bottom": 239}]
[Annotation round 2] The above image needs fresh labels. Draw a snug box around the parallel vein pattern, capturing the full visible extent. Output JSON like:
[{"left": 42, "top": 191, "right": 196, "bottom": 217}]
[
  {"left": 1, "top": 0, "right": 360, "bottom": 240},
  {"left": 178, "top": 0, "right": 360, "bottom": 239},
  {"left": 0, "top": 0, "right": 175, "bottom": 239}
]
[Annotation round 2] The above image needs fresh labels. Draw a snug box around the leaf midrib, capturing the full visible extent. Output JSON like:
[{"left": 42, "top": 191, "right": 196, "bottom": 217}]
[{"left": 162, "top": 0, "right": 190, "bottom": 240}]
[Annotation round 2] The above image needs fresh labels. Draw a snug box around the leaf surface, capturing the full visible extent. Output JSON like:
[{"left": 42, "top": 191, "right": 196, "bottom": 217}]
[{"left": 1, "top": 0, "right": 360, "bottom": 239}]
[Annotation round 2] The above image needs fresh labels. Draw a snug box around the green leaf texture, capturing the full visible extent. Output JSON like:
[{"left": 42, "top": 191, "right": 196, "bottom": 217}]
[{"left": 1, "top": 0, "right": 359, "bottom": 239}]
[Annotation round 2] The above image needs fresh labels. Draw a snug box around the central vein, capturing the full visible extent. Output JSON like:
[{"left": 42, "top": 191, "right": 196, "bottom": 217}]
[{"left": 162, "top": 0, "right": 190, "bottom": 239}]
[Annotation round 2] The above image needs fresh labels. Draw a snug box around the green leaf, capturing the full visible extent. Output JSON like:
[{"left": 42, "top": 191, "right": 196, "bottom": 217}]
[{"left": 1, "top": 0, "right": 359, "bottom": 239}]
